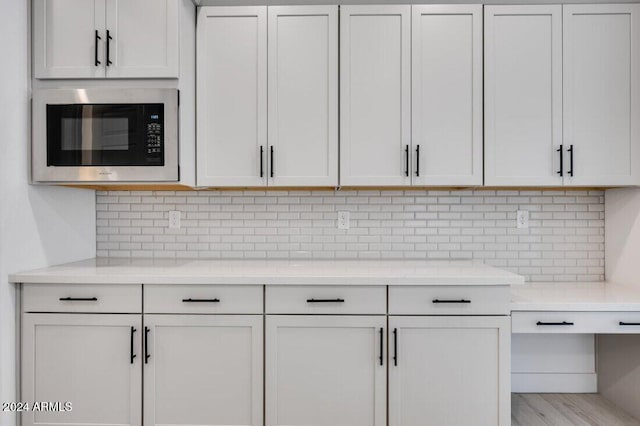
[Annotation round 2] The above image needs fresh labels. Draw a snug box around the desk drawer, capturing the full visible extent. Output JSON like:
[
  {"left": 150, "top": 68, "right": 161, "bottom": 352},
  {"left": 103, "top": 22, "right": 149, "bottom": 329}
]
[
  {"left": 389, "top": 285, "right": 510, "bottom": 315},
  {"left": 512, "top": 311, "right": 640, "bottom": 334},
  {"left": 266, "top": 285, "right": 386, "bottom": 314},
  {"left": 144, "top": 285, "right": 263, "bottom": 314},
  {"left": 23, "top": 284, "right": 141, "bottom": 313}
]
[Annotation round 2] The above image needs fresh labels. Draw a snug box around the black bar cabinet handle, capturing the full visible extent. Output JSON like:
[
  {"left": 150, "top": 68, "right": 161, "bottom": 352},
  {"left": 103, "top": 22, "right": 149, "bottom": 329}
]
[
  {"left": 404, "top": 145, "right": 409, "bottom": 177},
  {"left": 59, "top": 297, "right": 98, "bottom": 302},
  {"left": 432, "top": 299, "right": 471, "bottom": 304},
  {"left": 415, "top": 145, "right": 420, "bottom": 177},
  {"left": 557, "top": 145, "right": 563, "bottom": 176},
  {"left": 619, "top": 322, "right": 640, "bottom": 326},
  {"left": 144, "top": 326, "right": 150, "bottom": 364},
  {"left": 567, "top": 144, "right": 574, "bottom": 177},
  {"left": 182, "top": 298, "right": 220, "bottom": 303},
  {"left": 106, "top": 30, "right": 113, "bottom": 66},
  {"left": 536, "top": 321, "right": 574, "bottom": 326},
  {"left": 130, "top": 326, "right": 137, "bottom": 364},
  {"left": 306, "top": 298, "right": 345, "bottom": 303},
  {"left": 393, "top": 328, "right": 398, "bottom": 366},
  {"left": 379, "top": 328, "right": 384, "bottom": 366},
  {"left": 270, "top": 146, "right": 274, "bottom": 178},
  {"left": 260, "top": 146, "right": 264, "bottom": 177},
  {"left": 94, "top": 30, "right": 101, "bottom": 66}
]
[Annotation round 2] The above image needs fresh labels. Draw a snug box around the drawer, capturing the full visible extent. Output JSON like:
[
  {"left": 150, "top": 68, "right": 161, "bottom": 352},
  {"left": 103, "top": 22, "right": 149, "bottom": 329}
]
[
  {"left": 23, "top": 284, "right": 141, "bottom": 313},
  {"left": 389, "top": 285, "right": 510, "bottom": 315},
  {"left": 512, "top": 311, "right": 640, "bottom": 334},
  {"left": 144, "top": 285, "right": 263, "bottom": 314},
  {"left": 266, "top": 286, "right": 386, "bottom": 314}
]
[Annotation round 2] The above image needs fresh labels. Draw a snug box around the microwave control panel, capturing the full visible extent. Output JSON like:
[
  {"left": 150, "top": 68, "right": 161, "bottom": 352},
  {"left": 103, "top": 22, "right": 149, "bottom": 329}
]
[{"left": 145, "top": 112, "right": 163, "bottom": 163}]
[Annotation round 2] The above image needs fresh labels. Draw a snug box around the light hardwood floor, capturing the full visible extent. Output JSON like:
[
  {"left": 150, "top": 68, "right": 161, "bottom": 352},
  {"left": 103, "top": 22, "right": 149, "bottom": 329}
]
[{"left": 512, "top": 393, "right": 640, "bottom": 425}]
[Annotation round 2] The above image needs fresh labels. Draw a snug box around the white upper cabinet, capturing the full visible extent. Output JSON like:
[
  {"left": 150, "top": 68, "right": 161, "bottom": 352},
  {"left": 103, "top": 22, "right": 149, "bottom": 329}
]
[
  {"left": 484, "top": 5, "right": 563, "bottom": 187},
  {"left": 196, "top": 7, "right": 267, "bottom": 187},
  {"left": 104, "top": 0, "right": 179, "bottom": 78},
  {"left": 563, "top": 4, "right": 640, "bottom": 186},
  {"left": 267, "top": 6, "right": 338, "bottom": 187},
  {"left": 33, "top": 0, "right": 179, "bottom": 79},
  {"left": 340, "top": 6, "right": 411, "bottom": 186},
  {"left": 412, "top": 5, "right": 483, "bottom": 186},
  {"left": 33, "top": 0, "right": 106, "bottom": 79}
]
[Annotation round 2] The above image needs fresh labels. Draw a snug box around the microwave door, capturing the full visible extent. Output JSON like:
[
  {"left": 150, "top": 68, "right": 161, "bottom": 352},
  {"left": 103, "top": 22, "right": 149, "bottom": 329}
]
[{"left": 81, "top": 105, "right": 93, "bottom": 164}]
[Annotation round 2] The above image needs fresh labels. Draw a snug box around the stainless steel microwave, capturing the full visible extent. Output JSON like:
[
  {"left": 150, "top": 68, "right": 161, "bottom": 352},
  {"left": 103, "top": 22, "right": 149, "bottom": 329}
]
[{"left": 32, "top": 88, "right": 179, "bottom": 183}]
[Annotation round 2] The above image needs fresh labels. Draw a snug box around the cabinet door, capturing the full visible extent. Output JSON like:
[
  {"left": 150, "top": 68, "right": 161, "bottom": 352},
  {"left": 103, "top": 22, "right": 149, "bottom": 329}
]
[
  {"left": 563, "top": 4, "right": 640, "bottom": 186},
  {"left": 340, "top": 6, "right": 411, "bottom": 186},
  {"left": 22, "top": 314, "right": 141, "bottom": 426},
  {"left": 267, "top": 6, "right": 338, "bottom": 186},
  {"left": 33, "top": 0, "right": 106, "bottom": 78},
  {"left": 484, "top": 6, "right": 563, "bottom": 186},
  {"left": 144, "top": 315, "right": 263, "bottom": 426},
  {"left": 104, "top": 0, "right": 179, "bottom": 78},
  {"left": 196, "top": 7, "right": 267, "bottom": 187},
  {"left": 389, "top": 316, "right": 510, "bottom": 426},
  {"left": 412, "top": 5, "right": 483, "bottom": 186},
  {"left": 266, "top": 315, "right": 386, "bottom": 426}
]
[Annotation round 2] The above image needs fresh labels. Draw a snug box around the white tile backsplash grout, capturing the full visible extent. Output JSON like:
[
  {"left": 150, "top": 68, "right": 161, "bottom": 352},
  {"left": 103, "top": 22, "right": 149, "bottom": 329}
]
[{"left": 95, "top": 189, "right": 605, "bottom": 282}]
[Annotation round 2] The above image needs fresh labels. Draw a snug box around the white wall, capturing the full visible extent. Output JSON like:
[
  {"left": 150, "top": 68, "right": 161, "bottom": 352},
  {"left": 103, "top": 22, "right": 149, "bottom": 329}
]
[
  {"left": 605, "top": 188, "right": 640, "bottom": 284},
  {"left": 0, "top": 1, "right": 96, "bottom": 425}
]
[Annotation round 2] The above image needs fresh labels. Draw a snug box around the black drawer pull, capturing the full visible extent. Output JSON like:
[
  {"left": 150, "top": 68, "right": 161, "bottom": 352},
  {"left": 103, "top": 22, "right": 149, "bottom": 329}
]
[
  {"left": 182, "top": 298, "right": 220, "bottom": 303},
  {"left": 432, "top": 299, "right": 471, "bottom": 304},
  {"left": 404, "top": 145, "right": 409, "bottom": 177},
  {"left": 557, "top": 145, "right": 563, "bottom": 176},
  {"left": 59, "top": 297, "right": 98, "bottom": 302},
  {"left": 619, "top": 322, "right": 640, "bottom": 326},
  {"left": 130, "top": 327, "right": 137, "bottom": 364},
  {"left": 306, "top": 298, "right": 345, "bottom": 303},
  {"left": 536, "top": 321, "right": 574, "bottom": 326},
  {"left": 393, "top": 328, "right": 398, "bottom": 367}
]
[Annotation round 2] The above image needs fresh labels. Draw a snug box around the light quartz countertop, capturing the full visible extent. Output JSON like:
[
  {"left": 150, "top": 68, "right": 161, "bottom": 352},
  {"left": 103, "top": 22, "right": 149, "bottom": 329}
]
[
  {"left": 9, "top": 258, "right": 524, "bottom": 286},
  {"left": 511, "top": 281, "right": 640, "bottom": 311}
]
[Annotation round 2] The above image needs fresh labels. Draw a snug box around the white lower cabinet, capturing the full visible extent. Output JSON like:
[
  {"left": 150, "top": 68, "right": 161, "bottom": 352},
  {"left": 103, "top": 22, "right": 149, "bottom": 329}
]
[
  {"left": 143, "top": 314, "right": 263, "bottom": 426},
  {"left": 389, "top": 316, "right": 511, "bottom": 426},
  {"left": 265, "top": 315, "right": 387, "bottom": 426},
  {"left": 22, "top": 314, "right": 142, "bottom": 426}
]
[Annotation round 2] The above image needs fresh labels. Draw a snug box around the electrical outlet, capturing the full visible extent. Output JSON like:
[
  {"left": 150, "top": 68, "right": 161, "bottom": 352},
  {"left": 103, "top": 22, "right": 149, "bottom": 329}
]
[
  {"left": 516, "top": 210, "right": 529, "bottom": 229},
  {"left": 337, "top": 211, "right": 350, "bottom": 230},
  {"left": 168, "top": 211, "right": 181, "bottom": 229}
]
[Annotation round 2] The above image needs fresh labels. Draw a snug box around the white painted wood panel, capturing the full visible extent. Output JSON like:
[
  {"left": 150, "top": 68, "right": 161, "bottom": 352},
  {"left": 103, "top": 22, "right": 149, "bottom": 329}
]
[
  {"left": 389, "top": 285, "right": 510, "bottom": 315},
  {"left": 484, "top": 5, "right": 563, "bottom": 186},
  {"left": 389, "top": 316, "right": 510, "bottom": 426},
  {"left": 105, "top": 0, "right": 179, "bottom": 78},
  {"left": 411, "top": 5, "right": 483, "bottom": 186},
  {"left": 513, "top": 311, "right": 640, "bottom": 334},
  {"left": 144, "top": 315, "right": 263, "bottom": 426},
  {"left": 340, "top": 5, "right": 411, "bottom": 186},
  {"left": 266, "top": 315, "right": 386, "bottom": 426},
  {"left": 22, "top": 314, "right": 142, "bottom": 426},
  {"left": 33, "top": 0, "right": 106, "bottom": 78},
  {"left": 265, "top": 285, "right": 386, "bottom": 314},
  {"left": 563, "top": 4, "right": 640, "bottom": 186},
  {"left": 196, "top": 6, "right": 267, "bottom": 187},
  {"left": 23, "top": 283, "right": 141, "bottom": 313},
  {"left": 144, "top": 284, "right": 263, "bottom": 314},
  {"left": 267, "top": 6, "right": 338, "bottom": 186}
]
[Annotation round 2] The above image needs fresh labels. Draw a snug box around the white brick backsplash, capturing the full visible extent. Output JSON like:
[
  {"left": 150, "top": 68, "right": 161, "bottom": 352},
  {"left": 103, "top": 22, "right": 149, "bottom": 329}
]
[{"left": 95, "top": 190, "right": 605, "bottom": 282}]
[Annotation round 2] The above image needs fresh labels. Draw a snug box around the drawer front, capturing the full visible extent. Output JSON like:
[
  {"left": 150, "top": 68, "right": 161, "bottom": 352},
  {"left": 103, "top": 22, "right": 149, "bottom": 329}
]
[
  {"left": 23, "top": 284, "right": 141, "bottom": 313},
  {"left": 512, "top": 311, "right": 640, "bottom": 334},
  {"left": 389, "top": 286, "right": 510, "bottom": 315},
  {"left": 144, "top": 285, "right": 263, "bottom": 314},
  {"left": 266, "top": 286, "right": 386, "bottom": 314}
]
